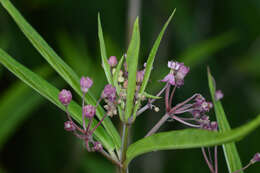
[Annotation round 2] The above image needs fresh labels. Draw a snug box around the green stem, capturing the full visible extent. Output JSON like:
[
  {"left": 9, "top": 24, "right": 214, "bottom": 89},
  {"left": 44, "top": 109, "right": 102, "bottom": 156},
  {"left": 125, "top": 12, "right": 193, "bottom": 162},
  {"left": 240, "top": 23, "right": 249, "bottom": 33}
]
[{"left": 120, "top": 123, "right": 131, "bottom": 173}]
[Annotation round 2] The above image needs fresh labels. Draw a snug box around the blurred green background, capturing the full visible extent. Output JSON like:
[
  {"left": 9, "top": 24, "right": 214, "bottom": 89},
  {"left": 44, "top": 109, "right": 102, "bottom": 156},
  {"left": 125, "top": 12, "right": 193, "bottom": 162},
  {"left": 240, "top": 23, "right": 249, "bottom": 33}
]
[{"left": 0, "top": 0, "right": 260, "bottom": 172}]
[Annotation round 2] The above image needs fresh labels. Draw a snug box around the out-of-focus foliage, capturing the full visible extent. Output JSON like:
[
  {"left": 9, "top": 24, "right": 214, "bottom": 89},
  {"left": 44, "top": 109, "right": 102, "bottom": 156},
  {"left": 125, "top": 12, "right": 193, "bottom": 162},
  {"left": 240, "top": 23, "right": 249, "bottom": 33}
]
[
  {"left": 0, "top": 0, "right": 260, "bottom": 173},
  {"left": 0, "top": 66, "right": 51, "bottom": 149}
]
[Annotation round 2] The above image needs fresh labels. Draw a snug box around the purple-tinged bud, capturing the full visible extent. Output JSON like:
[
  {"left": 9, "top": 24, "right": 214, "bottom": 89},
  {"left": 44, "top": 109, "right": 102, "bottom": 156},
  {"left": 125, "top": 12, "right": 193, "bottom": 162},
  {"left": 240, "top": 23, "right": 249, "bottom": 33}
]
[
  {"left": 59, "top": 89, "right": 72, "bottom": 106},
  {"left": 136, "top": 70, "right": 144, "bottom": 83},
  {"left": 210, "top": 121, "right": 218, "bottom": 131},
  {"left": 251, "top": 153, "right": 260, "bottom": 164},
  {"left": 195, "top": 94, "right": 206, "bottom": 105},
  {"left": 64, "top": 121, "right": 76, "bottom": 131},
  {"left": 102, "top": 84, "right": 117, "bottom": 102},
  {"left": 80, "top": 77, "right": 93, "bottom": 93},
  {"left": 108, "top": 56, "right": 118, "bottom": 67},
  {"left": 93, "top": 141, "right": 103, "bottom": 151},
  {"left": 168, "top": 61, "right": 182, "bottom": 70},
  {"left": 201, "top": 115, "right": 210, "bottom": 121},
  {"left": 161, "top": 73, "right": 175, "bottom": 85},
  {"left": 83, "top": 105, "right": 96, "bottom": 118},
  {"left": 192, "top": 110, "right": 201, "bottom": 119},
  {"left": 201, "top": 101, "right": 213, "bottom": 112},
  {"left": 215, "top": 90, "right": 224, "bottom": 101}
]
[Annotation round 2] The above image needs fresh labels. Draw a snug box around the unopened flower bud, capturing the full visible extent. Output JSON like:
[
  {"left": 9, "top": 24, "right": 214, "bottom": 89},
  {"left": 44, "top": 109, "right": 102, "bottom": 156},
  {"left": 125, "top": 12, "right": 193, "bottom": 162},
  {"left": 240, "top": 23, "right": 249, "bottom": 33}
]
[
  {"left": 108, "top": 56, "right": 118, "bottom": 67},
  {"left": 80, "top": 77, "right": 93, "bottom": 93},
  {"left": 201, "top": 101, "right": 213, "bottom": 112},
  {"left": 192, "top": 110, "right": 201, "bottom": 118},
  {"left": 93, "top": 141, "right": 103, "bottom": 151},
  {"left": 59, "top": 89, "right": 72, "bottom": 106},
  {"left": 64, "top": 121, "right": 76, "bottom": 131},
  {"left": 215, "top": 90, "right": 224, "bottom": 101},
  {"left": 102, "top": 84, "right": 117, "bottom": 102},
  {"left": 251, "top": 153, "right": 260, "bottom": 164},
  {"left": 136, "top": 70, "right": 144, "bottom": 83},
  {"left": 210, "top": 121, "right": 218, "bottom": 131},
  {"left": 83, "top": 105, "right": 96, "bottom": 118}
]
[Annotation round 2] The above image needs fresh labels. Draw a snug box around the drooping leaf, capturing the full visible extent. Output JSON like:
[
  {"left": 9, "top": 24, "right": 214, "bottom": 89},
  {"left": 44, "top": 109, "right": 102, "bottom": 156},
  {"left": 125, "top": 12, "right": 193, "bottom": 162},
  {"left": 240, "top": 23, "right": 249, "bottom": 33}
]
[
  {"left": 0, "top": 49, "right": 115, "bottom": 151},
  {"left": 208, "top": 68, "right": 244, "bottom": 173},
  {"left": 0, "top": 66, "right": 52, "bottom": 149},
  {"left": 132, "top": 10, "right": 175, "bottom": 121},
  {"left": 98, "top": 13, "right": 113, "bottom": 85},
  {"left": 125, "top": 114, "right": 260, "bottom": 166},
  {"left": 125, "top": 18, "right": 140, "bottom": 121},
  {"left": 0, "top": 0, "right": 121, "bottom": 150}
]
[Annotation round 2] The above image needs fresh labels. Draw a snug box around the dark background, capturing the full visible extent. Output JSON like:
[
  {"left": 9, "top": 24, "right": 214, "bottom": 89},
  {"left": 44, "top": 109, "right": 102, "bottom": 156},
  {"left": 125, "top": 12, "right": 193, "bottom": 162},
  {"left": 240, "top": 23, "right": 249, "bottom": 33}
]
[{"left": 0, "top": 0, "right": 260, "bottom": 172}]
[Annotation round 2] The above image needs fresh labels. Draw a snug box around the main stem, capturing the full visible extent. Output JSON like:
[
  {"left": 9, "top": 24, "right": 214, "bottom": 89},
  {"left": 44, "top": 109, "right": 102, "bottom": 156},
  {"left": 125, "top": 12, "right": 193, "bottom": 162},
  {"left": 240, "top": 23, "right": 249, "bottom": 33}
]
[{"left": 120, "top": 123, "right": 131, "bottom": 173}]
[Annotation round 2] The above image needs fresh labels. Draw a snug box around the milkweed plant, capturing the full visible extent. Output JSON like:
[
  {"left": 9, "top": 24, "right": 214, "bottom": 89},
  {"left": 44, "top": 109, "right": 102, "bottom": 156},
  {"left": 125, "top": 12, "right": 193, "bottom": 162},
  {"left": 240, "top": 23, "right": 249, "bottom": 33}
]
[{"left": 0, "top": 0, "right": 259, "bottom": 173}]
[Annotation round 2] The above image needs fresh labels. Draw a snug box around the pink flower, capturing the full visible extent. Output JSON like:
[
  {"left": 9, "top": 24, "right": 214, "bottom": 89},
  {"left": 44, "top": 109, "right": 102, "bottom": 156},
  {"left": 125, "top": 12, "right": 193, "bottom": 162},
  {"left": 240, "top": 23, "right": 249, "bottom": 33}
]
[{"left": 161, "top": 73, "right": 175, "bottom": 85}]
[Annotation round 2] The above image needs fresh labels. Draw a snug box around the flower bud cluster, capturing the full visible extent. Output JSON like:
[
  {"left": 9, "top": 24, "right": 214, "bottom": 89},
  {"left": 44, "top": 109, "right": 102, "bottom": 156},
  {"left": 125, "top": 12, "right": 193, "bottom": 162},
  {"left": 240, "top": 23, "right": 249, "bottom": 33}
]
[{"left": 58, "top": 76, "right": 112, "bottom": 152}]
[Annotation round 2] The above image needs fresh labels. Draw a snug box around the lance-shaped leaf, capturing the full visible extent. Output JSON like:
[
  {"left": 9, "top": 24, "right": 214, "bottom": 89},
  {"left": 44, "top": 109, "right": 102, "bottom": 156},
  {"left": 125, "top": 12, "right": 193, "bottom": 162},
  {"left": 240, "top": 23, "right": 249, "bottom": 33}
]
[
  {"left": 125, "top": 18, "right": 140, "bottom": 121},
  {"left": 0, "top": 49, "right": 115, "bottom": 151},
  {"left": 132, "top": 10, "right": 175, "bottom": 121},
  {"left": 0, "top": 0, "right": 121, "bottom": 150},
  {"left": 125, "top": 114, "right": 260, "bottom": 166},
  {"left": 208, "top": 68, "right": 244, "bottom": 173},
  {"left": 98, "top": 14, "right": 113, "bottom": 84}
]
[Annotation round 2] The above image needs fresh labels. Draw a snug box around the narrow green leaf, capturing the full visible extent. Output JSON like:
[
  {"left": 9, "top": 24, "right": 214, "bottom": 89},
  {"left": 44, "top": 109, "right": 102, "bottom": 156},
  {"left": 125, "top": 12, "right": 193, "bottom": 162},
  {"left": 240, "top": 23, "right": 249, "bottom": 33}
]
[
  {"left": 124, "top": 18, "right": 140, "bottom": 121},
  {"left": 125, "top": 115, "right": 260, "bottom": 166},
  {"left": 0, "top": 0, "right": 121, "bottom": 150},
  {"left": 98, "top": 13, "right": 113, "bottom": 84},
  {"left": 140, "top": 9, "right": 175, "bottom": 94},
  {"left": 0, "top": 66, "right": 51, "bottom": 149},
  {"left": 132, "top": 10, "right": 175, "bottom": 120},
  {"left": 0, "top": 49, "right": 115, "bottom": 150},
  {"left": 143, "top": 92, "right": 161, "bottom": 99},
  {"left": 207, "top": 68, "right": 244, "bottom": 173}
]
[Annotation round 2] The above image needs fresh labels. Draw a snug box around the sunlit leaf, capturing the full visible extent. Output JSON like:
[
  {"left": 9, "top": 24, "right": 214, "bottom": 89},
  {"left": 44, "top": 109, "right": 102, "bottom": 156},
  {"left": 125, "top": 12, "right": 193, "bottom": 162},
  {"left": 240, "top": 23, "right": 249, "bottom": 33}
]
[
  {"left": 125, "top": 114, "right": 260, "bottom": 166},
  {"left": 98, "top": 13, "right": 113, "bottom": 85},
  {"left": 125, "top": 18, "right": 140, "bottom": 121}
]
